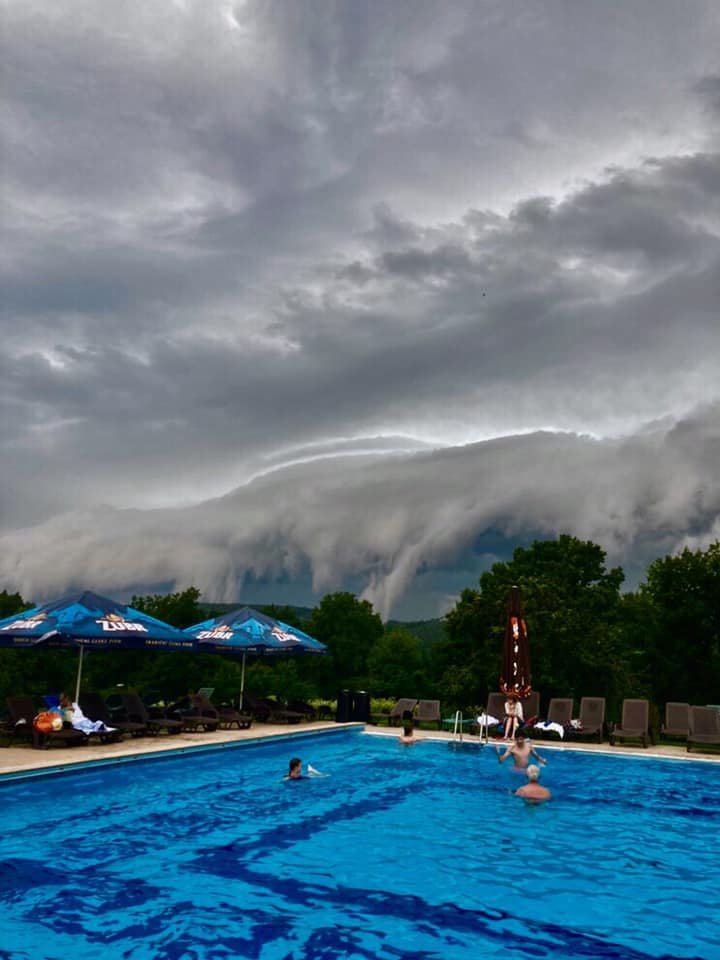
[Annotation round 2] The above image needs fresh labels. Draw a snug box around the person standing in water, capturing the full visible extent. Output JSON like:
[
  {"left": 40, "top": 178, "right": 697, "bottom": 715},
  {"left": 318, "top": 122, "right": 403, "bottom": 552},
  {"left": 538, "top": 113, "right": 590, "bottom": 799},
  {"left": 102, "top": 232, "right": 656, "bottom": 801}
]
[
  {"left": 496, "top": 732, "right": 546, "bottom": 769},
  {"left": 515, "top": 764, "right": 551, "bottom": 804},
  {"left": 399, "top": 722, "right": 417, "bottom": 744}
]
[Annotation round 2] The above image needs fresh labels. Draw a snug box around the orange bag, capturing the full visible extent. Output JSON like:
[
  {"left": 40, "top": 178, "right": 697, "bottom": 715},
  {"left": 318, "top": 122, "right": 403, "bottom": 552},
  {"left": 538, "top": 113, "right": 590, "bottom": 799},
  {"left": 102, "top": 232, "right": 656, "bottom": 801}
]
[{"left": 33, "top": 711, "right": 63, "bottom": 733}]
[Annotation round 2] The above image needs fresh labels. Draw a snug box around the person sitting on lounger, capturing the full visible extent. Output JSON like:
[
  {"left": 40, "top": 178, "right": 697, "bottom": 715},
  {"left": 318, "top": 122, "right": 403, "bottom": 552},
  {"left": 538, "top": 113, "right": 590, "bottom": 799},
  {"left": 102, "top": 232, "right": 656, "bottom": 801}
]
[
  {"left": 399, "top": 722, "right": 417, "bottom": 744},
  {"left": 60, "top": 692, "right": 117, "bottom": 736},
  {"left": 515, "top": 764, "right": 551, "bottom": 804},
  {"left": 496, "top": 731, "right": 546, "bottom": 769},
  {"left": 503, "top": 692, "right": 523, "bottom": 740}
]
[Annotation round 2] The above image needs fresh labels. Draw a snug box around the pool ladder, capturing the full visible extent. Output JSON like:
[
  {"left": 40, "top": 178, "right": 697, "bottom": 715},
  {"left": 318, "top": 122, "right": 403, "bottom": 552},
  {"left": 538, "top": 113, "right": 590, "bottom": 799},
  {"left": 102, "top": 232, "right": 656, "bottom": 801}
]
[{"left": 448, "top": 710, "right": 486, "bottom": 750}]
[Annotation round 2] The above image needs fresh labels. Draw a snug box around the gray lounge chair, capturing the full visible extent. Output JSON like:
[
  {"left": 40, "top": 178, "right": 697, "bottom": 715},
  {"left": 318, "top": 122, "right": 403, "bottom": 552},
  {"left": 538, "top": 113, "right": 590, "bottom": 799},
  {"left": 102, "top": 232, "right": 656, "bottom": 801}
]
[
  {"left": 532, "top": 698, "right": 573, "bottom": 738},
  {"left": 485, "top": 692, "right": 506, "bottom": 723},
  {"left": 610, "top": 699, "right": 650, "bottom": 748},
  {"left": 388, "top": 698, "right": 418, "bottom": 726},
  {"left": 121, "top": 693, "right": 183, "bottom": 735},
  {"left": 80, "top": 692, "right": 147, "bottom": 738},
  {"left": 567, "top": 696, "right": 606, "bottom": 742},
  {"left": 168, "top": 694, "right": 220, "bottom": 732},
  {"left": 193, "top": 693, "right": 252, "bottom": 730},
  {"left": 661, "top": 702, "right": 690, "bottom": 743},
  {"left": 520, "top": 691, "right": 540, "bottom": 725},
  {"left": 416, "top": 700, "right": 441, "bottom": 729},
  {"left": 687, "top": 706, "right": 720, "bottom": 753}
]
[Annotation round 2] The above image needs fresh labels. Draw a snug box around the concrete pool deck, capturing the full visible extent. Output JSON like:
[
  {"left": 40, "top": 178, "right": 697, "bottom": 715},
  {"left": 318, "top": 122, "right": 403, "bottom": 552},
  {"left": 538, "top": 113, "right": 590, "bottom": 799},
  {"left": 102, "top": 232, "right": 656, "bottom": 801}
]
[{"left": 1, "top": 721, "right": 718, "bottom": 778}]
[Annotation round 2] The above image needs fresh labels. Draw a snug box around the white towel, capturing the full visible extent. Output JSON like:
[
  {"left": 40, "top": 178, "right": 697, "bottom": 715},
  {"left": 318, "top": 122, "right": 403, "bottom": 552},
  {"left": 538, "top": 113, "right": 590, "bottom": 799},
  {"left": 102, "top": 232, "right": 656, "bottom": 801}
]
[
  {"left": 476, "top": 713, "right": 501, "bottom": 727},
  {"left": 533, "top": 720, "right": 565, "bottom": 738}
]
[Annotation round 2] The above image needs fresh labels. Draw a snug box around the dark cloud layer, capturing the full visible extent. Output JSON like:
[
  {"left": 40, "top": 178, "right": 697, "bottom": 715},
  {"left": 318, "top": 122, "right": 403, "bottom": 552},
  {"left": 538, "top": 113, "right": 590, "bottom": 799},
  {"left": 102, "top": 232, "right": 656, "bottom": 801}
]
[{"left": 1, "top": 1, "right": 718, "bottom": 616}]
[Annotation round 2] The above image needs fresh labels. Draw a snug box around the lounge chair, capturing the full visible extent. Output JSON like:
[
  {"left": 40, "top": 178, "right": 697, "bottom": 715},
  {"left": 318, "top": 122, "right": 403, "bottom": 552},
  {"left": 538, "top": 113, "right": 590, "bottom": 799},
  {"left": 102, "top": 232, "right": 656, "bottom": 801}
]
[
  {"left": 610, "top": 699, "right": 650, "bottom": 748},
  {"left": 265, "top": 698, "right": 304, "bottom": 723},
  {"left": 167, "top": 694, "right": 220, "bottom": 732},
  {"left": 6, "top": 696, "right": 86, "bottom": 749},
  {"left": 241, "top": 693, "right": 272, "bottom": 721},
  {"left": 476, "top": 693, "right": 506, "bottom": 736},
  {"left": 193, "top": 693, "right": 252, "bottom": 730},
  {"left": 241, "top": 693, "right": 302, "bottom": 723},
  {"left": 388, "top": 698, "right": 418, "bottom": 726},
  {"left": 120, "top": 693, "right": 183, "bottom": 735},
  {"left": 286, "top": 699, "right": 317, "bottom": 721},
  {"left": 520, "top": 690, "right": 540, "bottom": 726},
  {"left": 531, "top": 698, "right": 573, "bottom": 739},
  {"left": 661, "top": 702, "right": 690, "bottom": 743},
  {"left": 416, "top": 700, "right": 442, "bottom": 729},
  {"left": 80, "top": 692, "right": 147, "bottom": 738},
  {"left": 687, "top": 706, "right": 720, "bottom": 753},
  {"left": 567, "top": 696, "right": 606, "bottom": 742}
]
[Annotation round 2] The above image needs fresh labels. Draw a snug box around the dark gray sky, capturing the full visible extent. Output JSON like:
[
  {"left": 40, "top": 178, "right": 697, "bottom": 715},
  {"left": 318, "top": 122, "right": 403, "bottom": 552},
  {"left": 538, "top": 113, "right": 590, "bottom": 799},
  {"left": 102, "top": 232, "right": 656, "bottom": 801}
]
[{"left": 1, "top": 1, "right": 719, "bottom": 618}]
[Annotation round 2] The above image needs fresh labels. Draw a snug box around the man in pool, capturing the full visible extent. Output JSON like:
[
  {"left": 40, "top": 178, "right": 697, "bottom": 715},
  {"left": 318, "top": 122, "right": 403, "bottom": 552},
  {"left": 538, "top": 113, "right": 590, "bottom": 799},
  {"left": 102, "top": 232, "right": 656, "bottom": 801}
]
[
  {"left": 495, "top": 731, "right": 547, "bottom": 769},
  {"left": 515, "top": 764, "right": 551, "bottom": 804}
]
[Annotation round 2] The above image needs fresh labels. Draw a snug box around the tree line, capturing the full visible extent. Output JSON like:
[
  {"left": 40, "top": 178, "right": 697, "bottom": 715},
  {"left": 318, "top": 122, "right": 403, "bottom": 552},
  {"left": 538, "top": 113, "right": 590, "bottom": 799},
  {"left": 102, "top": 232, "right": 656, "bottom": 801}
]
[{"left": 0, "top": 534, "right": 718, "bottom": 723}]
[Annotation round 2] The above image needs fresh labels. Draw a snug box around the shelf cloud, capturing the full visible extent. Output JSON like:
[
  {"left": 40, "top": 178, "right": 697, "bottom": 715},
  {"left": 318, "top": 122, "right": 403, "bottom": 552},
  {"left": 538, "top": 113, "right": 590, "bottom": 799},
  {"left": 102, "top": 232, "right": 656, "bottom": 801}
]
[{"left": 1, "top": 1, "right": 718, "bottom": 617}]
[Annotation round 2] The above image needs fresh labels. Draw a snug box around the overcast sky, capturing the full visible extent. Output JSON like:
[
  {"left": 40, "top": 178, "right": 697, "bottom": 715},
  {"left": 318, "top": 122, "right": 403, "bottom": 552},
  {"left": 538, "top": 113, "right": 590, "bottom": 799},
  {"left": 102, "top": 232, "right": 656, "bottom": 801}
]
[{"left": 1, "top": 0, "right": 718, "bottom": 619}]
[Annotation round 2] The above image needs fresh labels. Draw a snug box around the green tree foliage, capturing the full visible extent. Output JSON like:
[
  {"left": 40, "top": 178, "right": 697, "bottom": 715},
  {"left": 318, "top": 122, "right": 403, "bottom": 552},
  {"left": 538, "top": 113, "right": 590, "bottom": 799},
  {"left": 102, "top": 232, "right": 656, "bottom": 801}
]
[
  {"left": 307, "top": 592, "right": 383, "bottom": 695},
  {"left": 639, "top": 542, "right": 720, "bottom": 706},
  {"left": 0, "top": 590, "right": 31, "bottom": 618},
  {"left": 367, "top": 627, "right": 428, "bottom": 697},
  {"left": 131, "top": 587, "right": 204, "bottom": 628},
  {"left": 439, "top": 535, "right": 628, "bottom": 713},
  {"left": 2, "top": 538, "right": 718, "bottom": 718}
]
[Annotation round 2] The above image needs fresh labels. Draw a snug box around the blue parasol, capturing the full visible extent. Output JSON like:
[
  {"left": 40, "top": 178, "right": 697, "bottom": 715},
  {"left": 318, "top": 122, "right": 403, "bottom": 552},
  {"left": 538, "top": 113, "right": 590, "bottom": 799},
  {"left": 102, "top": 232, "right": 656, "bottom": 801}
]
[
  {"left": 184, "top": 606, "right": 326, "bottom": 708},
  {"left": 0, "top": 590, "right": 195, "bottom": 700}
]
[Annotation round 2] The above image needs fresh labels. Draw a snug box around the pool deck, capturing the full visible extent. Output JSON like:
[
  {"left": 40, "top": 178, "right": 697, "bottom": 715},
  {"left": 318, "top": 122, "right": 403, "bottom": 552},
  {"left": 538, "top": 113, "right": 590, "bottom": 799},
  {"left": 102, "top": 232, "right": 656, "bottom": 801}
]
[{"left": 1, "top": 721, "right": 718, "bottom": 778}]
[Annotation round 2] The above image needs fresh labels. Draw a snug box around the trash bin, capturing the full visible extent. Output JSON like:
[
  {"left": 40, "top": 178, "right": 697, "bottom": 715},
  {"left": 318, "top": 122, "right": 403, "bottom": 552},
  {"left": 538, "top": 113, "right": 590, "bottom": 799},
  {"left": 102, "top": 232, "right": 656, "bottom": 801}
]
[
  {"left": 336, "top": 689, "right": 352, "bottom": 723},
  {"left": 350, "top": 690, "right": 371, "bottom": 723}
]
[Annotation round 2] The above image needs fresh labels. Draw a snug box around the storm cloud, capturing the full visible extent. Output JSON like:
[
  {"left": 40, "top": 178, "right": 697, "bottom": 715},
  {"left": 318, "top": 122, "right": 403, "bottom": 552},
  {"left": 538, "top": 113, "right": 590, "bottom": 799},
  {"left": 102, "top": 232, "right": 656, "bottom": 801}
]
[{"left": 2, "top": 1, "right": 718, "bottom": 617}]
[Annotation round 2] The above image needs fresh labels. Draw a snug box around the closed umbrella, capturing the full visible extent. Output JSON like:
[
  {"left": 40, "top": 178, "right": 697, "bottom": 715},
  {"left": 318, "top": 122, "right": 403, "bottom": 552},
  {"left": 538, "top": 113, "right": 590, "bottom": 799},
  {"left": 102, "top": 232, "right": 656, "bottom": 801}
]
[
  {"left": 184, "top": 605, "right": 326, "bottom": 709},
  {"left": 499, "top": 585, "right": 532, "bottom": 699},
  {"left": 0, "top": 590, "right": 195, "bottom": 701}
]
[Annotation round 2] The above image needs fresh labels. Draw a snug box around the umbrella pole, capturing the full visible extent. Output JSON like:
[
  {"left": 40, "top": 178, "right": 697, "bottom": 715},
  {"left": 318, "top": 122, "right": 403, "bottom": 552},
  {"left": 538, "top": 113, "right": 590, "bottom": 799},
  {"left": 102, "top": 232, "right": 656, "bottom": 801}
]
[
  {"left": 239, "top": 652, "right": 246, "bottom": 710},
  {"left": 74, "top": 645, "right": 85, "bottom": 703}
]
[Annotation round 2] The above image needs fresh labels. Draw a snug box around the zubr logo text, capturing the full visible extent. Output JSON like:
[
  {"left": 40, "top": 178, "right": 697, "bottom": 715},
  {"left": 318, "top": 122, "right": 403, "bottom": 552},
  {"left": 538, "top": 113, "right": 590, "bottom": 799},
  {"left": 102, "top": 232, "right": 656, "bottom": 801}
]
[{"left": 96, "top": 614, "right": 148, "bottom": 632}]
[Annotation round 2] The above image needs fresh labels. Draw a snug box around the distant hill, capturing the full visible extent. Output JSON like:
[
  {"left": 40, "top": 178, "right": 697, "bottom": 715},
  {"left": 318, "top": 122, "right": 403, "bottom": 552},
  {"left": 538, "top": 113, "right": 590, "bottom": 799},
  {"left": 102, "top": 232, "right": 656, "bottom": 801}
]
[
  {"left": 198, "top": 601, "right": 314, "bottom": 622},
  {"left": 386, "top": 618, "right": 447, "bottom": 646}
]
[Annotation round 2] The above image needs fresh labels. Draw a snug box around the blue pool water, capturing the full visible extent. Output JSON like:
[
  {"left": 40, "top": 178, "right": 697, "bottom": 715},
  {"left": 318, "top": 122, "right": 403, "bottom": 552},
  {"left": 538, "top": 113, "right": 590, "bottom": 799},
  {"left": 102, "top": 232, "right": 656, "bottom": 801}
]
[{"left": 1, "top": 729, "right": 719, "bottom": 960}]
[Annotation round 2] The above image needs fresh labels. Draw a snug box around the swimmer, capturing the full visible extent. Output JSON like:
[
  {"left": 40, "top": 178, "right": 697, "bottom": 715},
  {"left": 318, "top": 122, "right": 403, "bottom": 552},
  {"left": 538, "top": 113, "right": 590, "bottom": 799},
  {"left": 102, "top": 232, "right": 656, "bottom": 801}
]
[
  {"left": 286, "top": 757, "right": 303, "bottom": 780},
  {"left": 399, "top": 722, "right": 417, "bottom": 744},
  {"left": 515, "top": 764, "right": 551, "bottom": 804},
  {"left": 496, "top": 732, "right": 546, "bottom": 769},
  {"left": 284, "top": 757, "right": 327, "bottom": 780}
]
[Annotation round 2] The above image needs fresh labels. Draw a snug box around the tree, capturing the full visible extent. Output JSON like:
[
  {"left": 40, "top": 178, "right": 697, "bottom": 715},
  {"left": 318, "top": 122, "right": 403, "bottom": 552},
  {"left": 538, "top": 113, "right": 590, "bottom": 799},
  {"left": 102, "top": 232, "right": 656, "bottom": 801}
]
[
  {"left": 367, "top": 627, "right": 428, "bottom": 697},
  {"left": 307, "top": 592, "right": 383, "bottom": 695},
  {"left": 131, "top": 587, "right": 203, "bottom": 629},
  {"left": 639, "top": 542, "right": 720, "bottom": 705},
  {"left": 440, "top": 535, "right": 628, "bottom": 712},
  {"left": 0, "top": 590, "right": 31, "bottom": 618}
]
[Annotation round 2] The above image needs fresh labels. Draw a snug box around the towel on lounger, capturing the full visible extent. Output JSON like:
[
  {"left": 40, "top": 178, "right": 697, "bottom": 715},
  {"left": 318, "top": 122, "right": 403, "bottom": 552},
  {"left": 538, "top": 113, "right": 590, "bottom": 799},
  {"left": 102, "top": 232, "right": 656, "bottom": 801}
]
[{"left": 533, "top": 720, "right": 565, "bottom": 738}]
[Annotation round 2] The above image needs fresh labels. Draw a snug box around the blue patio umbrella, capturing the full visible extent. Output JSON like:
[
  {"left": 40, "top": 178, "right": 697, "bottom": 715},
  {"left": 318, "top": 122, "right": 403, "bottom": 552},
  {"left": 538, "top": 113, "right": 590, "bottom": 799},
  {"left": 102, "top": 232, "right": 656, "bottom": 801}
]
[
  {"left": 0, "top": 590, "right": 196, "bottom": 701},
  {"left": 184, "top": 606, "right": 326, "bottom": 709}
]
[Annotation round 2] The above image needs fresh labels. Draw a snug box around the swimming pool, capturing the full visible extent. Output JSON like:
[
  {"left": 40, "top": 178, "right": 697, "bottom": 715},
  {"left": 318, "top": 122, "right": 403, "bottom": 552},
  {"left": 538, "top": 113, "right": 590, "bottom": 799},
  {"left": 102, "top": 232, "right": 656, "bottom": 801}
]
[{"left": 1, "top": 729, "right": 718, "bottom": 960}]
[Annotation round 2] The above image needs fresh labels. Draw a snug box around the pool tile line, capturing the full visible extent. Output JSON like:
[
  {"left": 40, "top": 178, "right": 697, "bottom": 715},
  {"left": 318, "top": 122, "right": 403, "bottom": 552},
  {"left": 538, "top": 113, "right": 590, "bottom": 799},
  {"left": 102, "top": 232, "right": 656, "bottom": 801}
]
[{"left": 365, "top": 727, "right": 720, "bottom": 764}]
